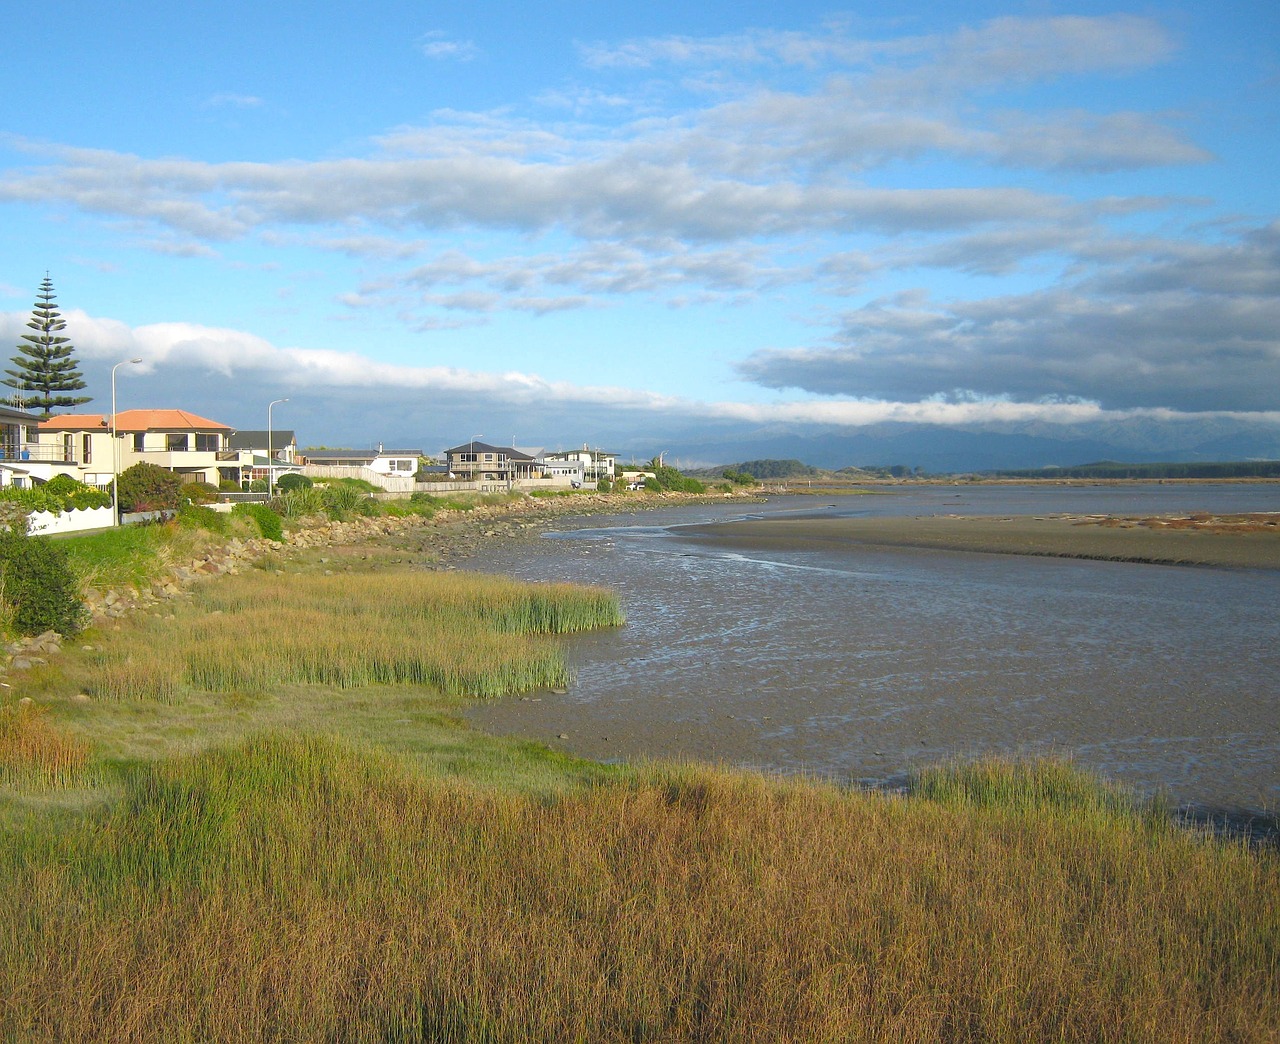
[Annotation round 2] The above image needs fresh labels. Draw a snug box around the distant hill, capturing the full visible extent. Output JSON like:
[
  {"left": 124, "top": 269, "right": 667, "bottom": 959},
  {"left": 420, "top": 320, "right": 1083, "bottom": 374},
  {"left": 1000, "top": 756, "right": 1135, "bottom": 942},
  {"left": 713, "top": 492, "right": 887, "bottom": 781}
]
[{"left": 690, "top": 458, "right": 825, "bottom": 480}]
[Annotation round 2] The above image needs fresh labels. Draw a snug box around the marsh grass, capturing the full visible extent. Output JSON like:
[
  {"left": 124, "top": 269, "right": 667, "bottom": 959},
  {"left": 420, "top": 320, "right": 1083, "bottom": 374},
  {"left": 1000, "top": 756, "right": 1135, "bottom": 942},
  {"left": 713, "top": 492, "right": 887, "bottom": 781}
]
[
  {"left": 0, "top": 736, "right": 1274, "bottom": 1043},
  {"left": 0, "top": 702, "right": 90, "bottom": 787},
  {"left": 78, "top": 569, "right": 622, "bottom": 703}
]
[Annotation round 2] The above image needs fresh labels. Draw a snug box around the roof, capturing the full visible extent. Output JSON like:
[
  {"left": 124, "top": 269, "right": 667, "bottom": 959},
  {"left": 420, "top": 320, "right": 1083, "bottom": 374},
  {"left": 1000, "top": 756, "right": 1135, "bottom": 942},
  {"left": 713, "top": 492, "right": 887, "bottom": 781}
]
[
  {"left": 0, "top": 404, "right": 38, "bottom": 425},
  {"left": 228, "top": 430, "right": 296, "bottom": 450},
  {"left": 38, "top": 414, "right": 109, "bottom": 431},
  {"left": 112, "top": 409, "right": 232, "bottom": 432},
  {"left": 304, "top": 448, "right": 421, "bottom": 461},
  {"left": 444, "top": 441, "right": 535, "bottom": 461}
]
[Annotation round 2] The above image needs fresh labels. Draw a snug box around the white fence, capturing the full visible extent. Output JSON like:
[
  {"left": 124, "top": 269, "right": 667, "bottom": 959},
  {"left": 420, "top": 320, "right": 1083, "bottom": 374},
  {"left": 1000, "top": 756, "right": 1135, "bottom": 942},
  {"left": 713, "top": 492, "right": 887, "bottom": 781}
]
[
  {"left": 26, "top": 505, "right": 115, "bottom": 536},
  {"left": 301, "top": 465, "right": 417, "bottom": 491}
]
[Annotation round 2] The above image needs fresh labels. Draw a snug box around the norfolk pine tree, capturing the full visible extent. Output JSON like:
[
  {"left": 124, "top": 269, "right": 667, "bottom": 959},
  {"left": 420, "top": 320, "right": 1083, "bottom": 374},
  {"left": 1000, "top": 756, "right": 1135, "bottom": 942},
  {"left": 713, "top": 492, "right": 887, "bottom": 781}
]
[{"left": 4, "top": 274, "right": 92, "bottom": 417}]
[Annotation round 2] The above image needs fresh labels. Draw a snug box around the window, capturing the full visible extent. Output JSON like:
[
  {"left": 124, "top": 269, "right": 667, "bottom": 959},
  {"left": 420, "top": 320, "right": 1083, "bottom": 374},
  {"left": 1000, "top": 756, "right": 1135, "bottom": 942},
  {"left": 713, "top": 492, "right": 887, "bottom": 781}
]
[
  {"left": 63, "top": 433, "right": 74, "bottom": 462},
  {"left": 133, "top": 433, "right": 146, "bottom": 452},
  {"left": 195, "top": 433, "right": 219, "bottom": 452},
  {"left": 82, "top": 433, "right": 92, "bottom": 464},
  {"left": 392, "top": 459, "right": 413, "bottom": 471},
  {"left": 167, "top": 433, "right": 189, "bottom": 452}
]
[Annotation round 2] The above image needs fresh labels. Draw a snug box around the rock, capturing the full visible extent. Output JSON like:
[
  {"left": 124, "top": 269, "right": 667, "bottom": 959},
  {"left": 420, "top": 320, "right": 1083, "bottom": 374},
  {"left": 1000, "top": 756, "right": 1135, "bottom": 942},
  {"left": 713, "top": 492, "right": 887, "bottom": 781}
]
[
  {"left": 558, "top": 733, "right": 569, "bottom": 740},
  {"left": 71, "top": 693, "right": 91, "bottom": 704},
  {"left": 18, "top": 696, "right": 33, "bottom": 707}
]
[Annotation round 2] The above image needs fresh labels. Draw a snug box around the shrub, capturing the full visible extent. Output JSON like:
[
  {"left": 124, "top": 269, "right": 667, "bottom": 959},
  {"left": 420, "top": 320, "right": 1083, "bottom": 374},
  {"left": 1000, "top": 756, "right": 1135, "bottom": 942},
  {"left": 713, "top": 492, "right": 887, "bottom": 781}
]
[
  {"left": 0, "top": 525, "right": 87, "bottom": 636},
  {"left": 248, "top": 479, "right": 269, "bottom": 493},
  {"left": 0, "top": 477, "right": 111, "bottom": 516},
  {"left": 180, "top": 481, "right": 220, "bottom": 505},
  {"left": 232, "top": 503, "right": 284, "bottom": 542},
  {"left": 218, "top": 479, "right": 242, "bottom": 492},
  {"left": 276, "top": 473, "right": 312, "bottom": 492},
  {"left": 596, "top": 478, "right": 612, "bottom": 493},
  {"left": 117, "top": 463, "right": 183, "bottom": 512},
  {"left": 43, "top": 475, "right": 112, "bottom": 508},
  {"left": 176, "top": 504, "right": 230, "bottom": 534},
  {"left": 275, "top": 487, "right": 325, "bottom": 519},
  {"left": 320, "top": 483, "right": 367, "bottom": 519}
]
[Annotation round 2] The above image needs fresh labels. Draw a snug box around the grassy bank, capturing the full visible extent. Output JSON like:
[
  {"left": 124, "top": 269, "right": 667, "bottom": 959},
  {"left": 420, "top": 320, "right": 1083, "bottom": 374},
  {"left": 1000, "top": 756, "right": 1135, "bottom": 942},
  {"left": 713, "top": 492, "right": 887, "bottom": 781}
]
[{"left": 1, "top": 520, "right": 1276, "bottom": 1041}]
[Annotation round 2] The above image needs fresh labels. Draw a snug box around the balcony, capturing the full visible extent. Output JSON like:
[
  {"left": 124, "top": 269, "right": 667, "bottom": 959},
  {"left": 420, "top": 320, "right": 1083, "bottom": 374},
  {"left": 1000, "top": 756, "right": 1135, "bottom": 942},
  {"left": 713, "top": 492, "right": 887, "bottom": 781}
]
[{"left": 0, "top": 444, "right": 79, "bottom": 464}]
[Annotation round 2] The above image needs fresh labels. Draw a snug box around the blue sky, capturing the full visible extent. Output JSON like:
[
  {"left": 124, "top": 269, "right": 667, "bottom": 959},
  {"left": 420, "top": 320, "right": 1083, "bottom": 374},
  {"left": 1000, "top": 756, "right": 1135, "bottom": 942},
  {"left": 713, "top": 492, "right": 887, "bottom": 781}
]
[{"left": 1, "top": 1, "right": 1277, "bottom": 467}]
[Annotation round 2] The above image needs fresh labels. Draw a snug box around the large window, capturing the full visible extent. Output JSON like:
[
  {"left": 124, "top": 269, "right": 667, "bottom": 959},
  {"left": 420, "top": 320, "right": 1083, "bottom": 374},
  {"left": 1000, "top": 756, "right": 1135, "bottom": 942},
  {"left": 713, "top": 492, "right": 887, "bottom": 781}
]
[
  {"left": 195, "top": 433, "right": 219, "bottom": 452},
  {"left": 133, "top": 433, "right": 146, "bottom": 452},
  {"left": 167, "top": 433, "right": 189, "bottom": 452},
  {"left": 82, "top": 433, "right": 92, "bottom": 464}
]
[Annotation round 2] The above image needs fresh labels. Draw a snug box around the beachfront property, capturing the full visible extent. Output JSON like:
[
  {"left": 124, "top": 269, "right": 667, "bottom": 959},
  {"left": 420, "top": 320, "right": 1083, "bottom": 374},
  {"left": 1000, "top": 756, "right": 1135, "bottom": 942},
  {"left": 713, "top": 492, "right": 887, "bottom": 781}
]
[
  {"left": 227, "top": 429, "right": 303, "bottom": 487},
  {"left": 444, "top": 441, "right": 541, "bottom": 483},
  {"left": 301, "top": 446, "right": 422, "bottom": 476},
  {"left": 0, "top": 403, "right": 46, "bottom": 488},
  {"left": 544, "top": 446, "right": 616, "bottom": 484},
  {"left": 35, "top": 409, "right": 235, "bottom": 488}
]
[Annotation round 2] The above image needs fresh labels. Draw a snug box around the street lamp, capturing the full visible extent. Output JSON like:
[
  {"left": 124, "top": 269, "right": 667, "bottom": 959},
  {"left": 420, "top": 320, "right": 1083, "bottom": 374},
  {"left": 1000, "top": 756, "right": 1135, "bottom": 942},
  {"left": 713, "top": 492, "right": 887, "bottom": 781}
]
[
  {"left": 110, "top": 358, "right": 142, "bottom": 525},
  {"left": 267, "top": 398, "right": 289, "bottom": 498}
]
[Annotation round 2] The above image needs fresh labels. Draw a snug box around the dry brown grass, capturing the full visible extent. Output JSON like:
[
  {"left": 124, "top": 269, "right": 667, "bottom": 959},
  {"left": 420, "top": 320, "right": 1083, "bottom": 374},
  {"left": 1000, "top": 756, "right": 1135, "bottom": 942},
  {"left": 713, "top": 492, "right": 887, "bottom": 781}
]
[{"left": 0, "top": 701, "right": 90, "bottom": 786}]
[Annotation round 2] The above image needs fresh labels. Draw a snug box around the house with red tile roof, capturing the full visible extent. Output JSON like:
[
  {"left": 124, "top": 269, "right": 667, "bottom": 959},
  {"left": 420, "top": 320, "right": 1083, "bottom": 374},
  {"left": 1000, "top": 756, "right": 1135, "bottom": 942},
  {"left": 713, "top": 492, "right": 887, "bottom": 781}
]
[{"left": 36, "top": 409, "right": 237, "bottom": 487}]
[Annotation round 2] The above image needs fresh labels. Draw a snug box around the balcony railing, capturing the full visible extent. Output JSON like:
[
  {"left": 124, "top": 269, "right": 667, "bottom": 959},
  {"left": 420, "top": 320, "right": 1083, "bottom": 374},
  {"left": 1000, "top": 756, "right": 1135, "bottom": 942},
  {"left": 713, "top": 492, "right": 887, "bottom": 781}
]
[{"left": 1, "top": 444, "right": 79, "bottom": 464}]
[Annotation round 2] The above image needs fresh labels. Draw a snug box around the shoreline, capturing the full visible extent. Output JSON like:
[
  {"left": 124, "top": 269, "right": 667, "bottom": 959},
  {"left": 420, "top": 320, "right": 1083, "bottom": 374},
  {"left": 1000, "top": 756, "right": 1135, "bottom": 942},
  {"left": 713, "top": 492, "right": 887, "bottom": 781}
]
[{"left": 675, "top": 511, "right": 1280, "bottom": 570}]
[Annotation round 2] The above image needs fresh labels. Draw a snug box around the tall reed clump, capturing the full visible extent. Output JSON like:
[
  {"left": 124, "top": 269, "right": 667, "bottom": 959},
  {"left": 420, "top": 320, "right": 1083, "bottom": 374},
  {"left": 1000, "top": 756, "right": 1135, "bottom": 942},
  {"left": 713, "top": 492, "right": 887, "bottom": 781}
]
[
  {"left": 0, "top": 738, "right": 1274, "bottom": 1043},
  {"left": 83, "top": 570, "right": 622, "bottom": 702},
  {"left": 0, "top": 702, "right": 90, "bottom": 786}
]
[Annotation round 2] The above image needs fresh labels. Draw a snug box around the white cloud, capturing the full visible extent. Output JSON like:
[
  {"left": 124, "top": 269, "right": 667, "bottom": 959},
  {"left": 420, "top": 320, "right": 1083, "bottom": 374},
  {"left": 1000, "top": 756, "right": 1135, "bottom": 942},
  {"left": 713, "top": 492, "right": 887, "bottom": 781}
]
[
  {"left": 416, "top": 31, "right": 478, "bottom": 62},
  {"left": 202, "top": 93, "right": 264, "bottom": 109}
]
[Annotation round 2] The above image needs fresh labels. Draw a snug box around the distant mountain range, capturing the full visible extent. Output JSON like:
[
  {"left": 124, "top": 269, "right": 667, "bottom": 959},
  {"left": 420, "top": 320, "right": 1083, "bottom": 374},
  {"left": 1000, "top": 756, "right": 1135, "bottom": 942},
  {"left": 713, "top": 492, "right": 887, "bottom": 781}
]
[{"left": 651, "top": 418, "right": 1280, "bottom": 474}]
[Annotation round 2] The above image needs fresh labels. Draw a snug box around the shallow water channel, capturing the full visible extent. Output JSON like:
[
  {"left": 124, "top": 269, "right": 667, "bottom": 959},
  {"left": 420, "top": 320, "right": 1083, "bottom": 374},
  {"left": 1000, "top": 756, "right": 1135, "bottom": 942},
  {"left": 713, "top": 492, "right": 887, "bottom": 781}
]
[{"left": 462, "top": 485, "right": 1280, "bottom": 820}]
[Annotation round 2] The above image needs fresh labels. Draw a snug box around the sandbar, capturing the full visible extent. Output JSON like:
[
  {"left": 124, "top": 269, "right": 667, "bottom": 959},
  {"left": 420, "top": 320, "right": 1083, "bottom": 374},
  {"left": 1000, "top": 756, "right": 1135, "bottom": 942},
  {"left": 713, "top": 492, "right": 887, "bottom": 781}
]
[{"left": 677, "top": 512, "right": 1280, "bottom": 569}]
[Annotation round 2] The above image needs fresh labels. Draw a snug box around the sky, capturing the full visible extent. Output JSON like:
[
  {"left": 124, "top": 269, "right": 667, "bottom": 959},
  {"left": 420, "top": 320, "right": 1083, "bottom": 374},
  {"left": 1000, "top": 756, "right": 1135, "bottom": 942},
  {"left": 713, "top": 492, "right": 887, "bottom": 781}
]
[{"left": 1, "top": 0, "right": 1277, "bottom": 469}]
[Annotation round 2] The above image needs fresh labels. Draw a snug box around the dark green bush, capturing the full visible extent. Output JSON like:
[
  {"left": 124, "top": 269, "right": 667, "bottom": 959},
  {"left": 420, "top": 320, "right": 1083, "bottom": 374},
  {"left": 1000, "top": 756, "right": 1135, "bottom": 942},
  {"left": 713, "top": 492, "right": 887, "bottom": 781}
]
[
  {"left": 0, "top": 525, "right": 87, "bottom": 636},
  {"left": 276, "top": 473, "right": 313, "bottom": 492},
  {"left": 232, "top": 503, "right": 284, "bottom": 542},
  {"left": 180, "top": 481, "right": 221, "bottom": 505},
  {"left": 117, "top": 463, "right": 184, "bottom": 512}
]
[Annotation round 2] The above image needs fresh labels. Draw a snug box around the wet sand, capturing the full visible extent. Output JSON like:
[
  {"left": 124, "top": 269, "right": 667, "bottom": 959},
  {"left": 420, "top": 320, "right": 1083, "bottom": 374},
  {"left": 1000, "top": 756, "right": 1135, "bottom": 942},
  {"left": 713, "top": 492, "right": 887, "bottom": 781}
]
[{"left": 677, "top": 513, "right": 1280, "bottom": 569}]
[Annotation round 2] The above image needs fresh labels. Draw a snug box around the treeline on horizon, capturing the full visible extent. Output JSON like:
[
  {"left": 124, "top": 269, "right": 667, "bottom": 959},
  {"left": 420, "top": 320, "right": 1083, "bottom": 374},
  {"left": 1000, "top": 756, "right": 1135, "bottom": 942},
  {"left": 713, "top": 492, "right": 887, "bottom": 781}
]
[
  {"left": 986, "top": 459, "right": 1280, "bottom": 480},
  {"left": 697, "top": 458, "right": 1280, "bottom": 481}
]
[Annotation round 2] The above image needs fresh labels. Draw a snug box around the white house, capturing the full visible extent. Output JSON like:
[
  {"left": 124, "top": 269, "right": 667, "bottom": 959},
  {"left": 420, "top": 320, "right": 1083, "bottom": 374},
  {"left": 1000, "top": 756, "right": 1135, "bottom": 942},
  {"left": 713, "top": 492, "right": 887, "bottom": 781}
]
[{"left": 544, "top": 446, "right": 616, "bottom": 483}]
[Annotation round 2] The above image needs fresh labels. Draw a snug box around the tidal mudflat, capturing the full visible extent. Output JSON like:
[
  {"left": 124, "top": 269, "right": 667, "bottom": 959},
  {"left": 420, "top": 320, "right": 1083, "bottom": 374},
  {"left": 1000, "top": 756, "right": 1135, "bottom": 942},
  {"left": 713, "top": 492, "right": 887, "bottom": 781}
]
[{"left": 463, "top": 489, "right": 1280, "bottom": 821}]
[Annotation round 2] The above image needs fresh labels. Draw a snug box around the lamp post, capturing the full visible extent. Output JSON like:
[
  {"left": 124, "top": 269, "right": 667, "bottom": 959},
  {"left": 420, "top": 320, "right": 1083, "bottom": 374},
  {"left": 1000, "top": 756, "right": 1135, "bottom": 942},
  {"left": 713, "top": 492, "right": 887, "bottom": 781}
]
[
  {"left": 110, "top": 358, "right": 143, "bottom": 525},
  {"left": 267, "top": 398, "right": 289, "bottom": 498}
]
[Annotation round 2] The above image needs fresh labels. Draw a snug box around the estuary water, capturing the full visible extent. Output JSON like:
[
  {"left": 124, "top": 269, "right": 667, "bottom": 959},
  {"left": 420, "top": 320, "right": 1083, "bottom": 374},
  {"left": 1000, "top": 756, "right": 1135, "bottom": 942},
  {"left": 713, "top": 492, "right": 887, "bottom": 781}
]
[{"left": 463, "top": 485, "right": 1280, "bottom": 820}]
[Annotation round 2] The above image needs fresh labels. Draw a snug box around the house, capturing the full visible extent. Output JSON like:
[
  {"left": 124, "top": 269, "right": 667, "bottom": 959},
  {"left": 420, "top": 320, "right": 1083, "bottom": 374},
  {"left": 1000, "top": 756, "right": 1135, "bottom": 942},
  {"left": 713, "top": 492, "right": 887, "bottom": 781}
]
[
  {"left": 302, "top": 447, "right": 422, "bottom": 476},
  {"left": 0, "top": 403, "right": 42, "bottom": 488},
  {"left": 541, "top": 457, "right": 586, "bottom": 486},
  {"left": 25, "top": 413, "right": 115, "bottom": 488},
  {"left": 544, "top": 446, "right": 616, "bottom": 483},
  {"left": 229, "top": 429, "right": 298, "bottom": 464},
  {"left": 227, "top": 429, "right": 302, "bottom": 486},
  {"left": 39, "top": 409, "right": 234, "bottom": 487},
  {"left": 443, "top": 441, "right": 540, "bottom": 483}
]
